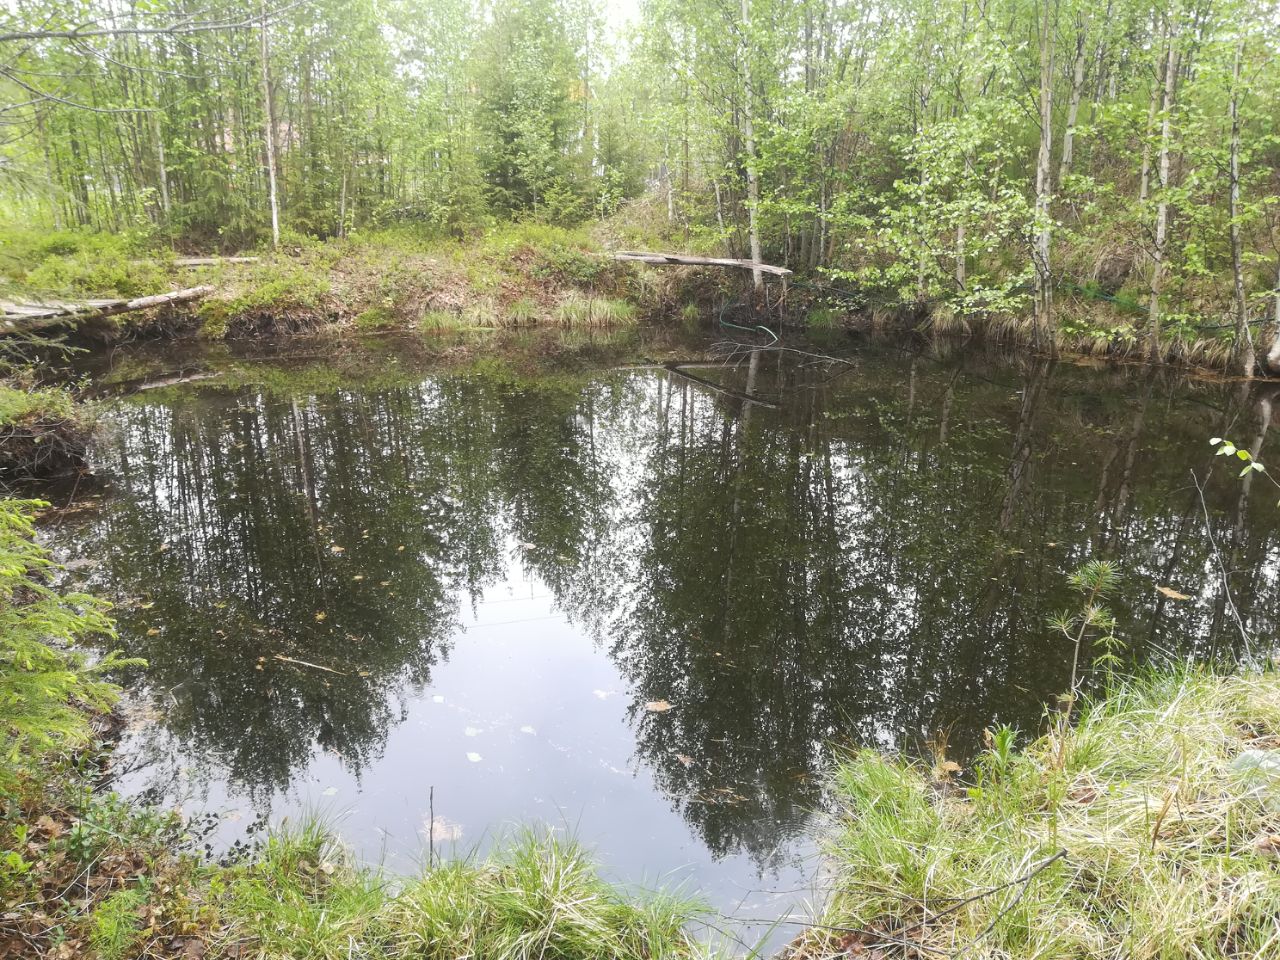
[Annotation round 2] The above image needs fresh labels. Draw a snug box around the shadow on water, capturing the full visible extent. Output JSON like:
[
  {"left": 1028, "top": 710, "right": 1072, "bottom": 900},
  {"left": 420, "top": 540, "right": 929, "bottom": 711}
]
[{"left": 49, "top": 333, "right": 1280, "bottom": 945}]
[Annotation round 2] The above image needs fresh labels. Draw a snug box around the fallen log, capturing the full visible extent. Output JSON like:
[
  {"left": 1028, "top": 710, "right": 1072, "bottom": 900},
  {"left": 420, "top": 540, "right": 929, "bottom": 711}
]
[
  {"left": 132, "top": 256, "right": 259, "bottom": 267},
  {"left": 173, "top": 256, "right": 258, "bottom": 266},
  {"left": 612, "top": 251, "right": 792, "bottom": 277},
  {"left": 0, "top": 285, "right": 214, "bottom": 332}
]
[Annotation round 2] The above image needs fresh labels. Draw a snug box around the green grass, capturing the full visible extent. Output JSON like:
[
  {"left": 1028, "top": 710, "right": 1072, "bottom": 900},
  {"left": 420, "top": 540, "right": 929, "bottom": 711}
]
[
  {"left": 213, "top": 825, "right": 707, "bottom": 960},
  {"left": 555, "top": 292, "right": 637, "bottom": 327},
  {"left": 809, "top": 669, "right": 1280, "bottom": 959},
  {"left": 0, "top": 384, "right": 77, "bottom": 426},
  {"left": 89, "top": 885, "right": 150, "bottom": 960}
]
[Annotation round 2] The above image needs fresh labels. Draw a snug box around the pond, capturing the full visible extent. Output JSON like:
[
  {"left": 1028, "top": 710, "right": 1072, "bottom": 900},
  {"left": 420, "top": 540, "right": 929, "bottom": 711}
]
[{"left": 49, "top": 333, "right": 1280, "bottom": 953}]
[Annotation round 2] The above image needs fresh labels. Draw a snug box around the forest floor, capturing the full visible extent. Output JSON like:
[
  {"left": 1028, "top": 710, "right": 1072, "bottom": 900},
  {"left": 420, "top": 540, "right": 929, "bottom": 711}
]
[{"left": 2, "top": 670, "right": 1278, "bottom": 959}]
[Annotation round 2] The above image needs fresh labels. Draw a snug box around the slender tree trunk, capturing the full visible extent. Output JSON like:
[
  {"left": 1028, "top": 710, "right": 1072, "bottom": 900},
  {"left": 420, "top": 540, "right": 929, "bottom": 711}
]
[
  {"left": 260, "top": 3, "right": 281, "bottom": 249},
  {"left": 1270, "top": 260, "right": 1280, "bottom": 373},
  {"left": 1057, "top": 15, "right": 1088, "bottom": 190},
  {"left": 151, "top": 111, "right": 170, "bottom": 220},
  {"left": 338, "top": 168, "right": 348, "bottom": 238},
  {"left": 740, "top": 0, "right": 763, "bottom": 291},
  {"left": 1138, "top": 73, "right": 1161, "bottom": 203},
  {"left": 1228, "top": 41, "right": 1254, "bottom": 378},
  {"left": 1146, "top": 37, "right": 1179, "bottom": 364},
  {"left": 1032, "top": 0, "right": 1057, "bottom": 354}
]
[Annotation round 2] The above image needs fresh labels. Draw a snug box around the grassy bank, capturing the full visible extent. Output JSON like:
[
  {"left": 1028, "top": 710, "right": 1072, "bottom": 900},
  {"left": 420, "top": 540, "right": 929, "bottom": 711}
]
[
  {"left": 0, "top": 383, "right": 94, "bottom": 481},
  {"left": 2, "top": 776, "right": 707, "bottom": 960},
  {"left": 0, "top": 223, "right": 727, "bottom": 343},
  {"left": 795, "top": 669, "right": 1280, "bottom": 959},
  {"left": 3, "top": 219, "right": 1272, "bottom": 378}
]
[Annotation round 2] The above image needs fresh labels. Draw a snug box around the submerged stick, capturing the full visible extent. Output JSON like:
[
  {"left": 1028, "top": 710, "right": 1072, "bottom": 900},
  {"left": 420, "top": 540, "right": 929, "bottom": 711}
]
[{"left": 272, "top": 653, "right": 346, "bottom": 675}]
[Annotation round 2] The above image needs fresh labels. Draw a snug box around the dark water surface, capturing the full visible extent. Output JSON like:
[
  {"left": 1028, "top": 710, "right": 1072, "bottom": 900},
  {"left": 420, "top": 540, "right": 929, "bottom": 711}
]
[{"left": 51, "top": 334, "right": 1280, "bottom": 951}]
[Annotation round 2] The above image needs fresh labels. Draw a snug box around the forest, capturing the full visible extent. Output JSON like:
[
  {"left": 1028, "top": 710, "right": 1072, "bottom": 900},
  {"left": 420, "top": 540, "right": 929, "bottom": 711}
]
[
  {"left": 8, "top": 4, "right": 1280, "bottom": 958},
  {"left": 2, "top": 0, "right": 1279, "bottom": 370}
]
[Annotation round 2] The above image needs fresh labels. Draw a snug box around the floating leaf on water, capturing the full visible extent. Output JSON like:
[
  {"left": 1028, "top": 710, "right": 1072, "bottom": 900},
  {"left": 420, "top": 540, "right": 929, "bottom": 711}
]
[
  {"left": 520, "top": 725, "right": 537, "bottom": 735},
  {"left": 1156, "top": 586, "right": 1191, "bottom": 600},
  {"left": 464, "top": 726, "right": 481, "bottom": 737},
  {"left": 593, "top": 689, "right": 614, "bottom": 700},
  {"left": 675, "top": 753, "right": 695, "bottom": 767},
  {"left": 330, "top": 544, "right": 345, "bottom": 554},
  {"left": 314, "top": 611, "right": 327, "bottom": 622},
  {"left": 646, "top": 699, "right": 673, "bottom": 712},
  {"left": 466, "top": 752, "right": 482, "bottom": 763},
  {"left": 432, "top": 695, "right": 445, "bottom": 703},
  {"left": 146, "top": 628, "right": 160, "bottom": 636}
]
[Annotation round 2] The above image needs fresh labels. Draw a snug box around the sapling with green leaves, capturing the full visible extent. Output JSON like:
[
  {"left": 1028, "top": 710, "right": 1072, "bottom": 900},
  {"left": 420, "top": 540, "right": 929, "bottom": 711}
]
[{"left": 1211, "top": 436, "right": 1280, "bottom": 505}]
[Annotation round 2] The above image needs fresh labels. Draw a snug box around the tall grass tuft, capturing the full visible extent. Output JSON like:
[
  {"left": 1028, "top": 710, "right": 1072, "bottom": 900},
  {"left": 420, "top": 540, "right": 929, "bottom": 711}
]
[
  {"left": 803, "top": 669, "right": 1280, "bottom": 959},
  {"left": 555, "top": 291, "right": 637, "bottom": 327},
  {"left": 217, "top": 825, "right": 709, "bottom": 960}
]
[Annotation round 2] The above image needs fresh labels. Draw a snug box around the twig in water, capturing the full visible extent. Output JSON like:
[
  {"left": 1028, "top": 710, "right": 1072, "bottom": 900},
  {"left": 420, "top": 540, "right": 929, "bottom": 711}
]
[
  {"left": 272, "top": 653, "right": 345, "bottom": 675},
  {"left": 1189, "top": 469, "right": 1254, "bottom": 655}
]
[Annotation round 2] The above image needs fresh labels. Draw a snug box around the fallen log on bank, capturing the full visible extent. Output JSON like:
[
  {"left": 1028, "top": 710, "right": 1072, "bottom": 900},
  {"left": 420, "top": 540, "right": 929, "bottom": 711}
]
[
  {"left": 612, "top": 251, "right": 792, "bottom": 277},
  {"left": 0, "top": 285, "right": 214, "bottom": 332},
  {"left": 131, "top": 257, "right": 260, "bottom": 267}
]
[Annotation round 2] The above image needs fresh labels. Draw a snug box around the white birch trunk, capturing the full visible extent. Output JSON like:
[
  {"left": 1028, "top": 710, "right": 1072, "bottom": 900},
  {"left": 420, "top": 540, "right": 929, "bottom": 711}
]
[
  {"left": 740, "top": 0, "right": 763, "bottom": 291},
  {"left": 1146, "top": 37, "right": 1178, "bottom": 363},
  {"left": 260, "top": 4, "right": 281, "bottom": 250},
  {"left": 1228, "top": 40, "right": 1254, "bottom": 377},
  {"left": 1032, "top": 0, "right": 1056, "bottom": 353}
]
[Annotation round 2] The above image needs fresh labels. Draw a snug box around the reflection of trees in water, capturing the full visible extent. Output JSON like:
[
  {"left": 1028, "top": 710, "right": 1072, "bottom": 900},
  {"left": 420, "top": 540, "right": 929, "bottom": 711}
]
[
  {"left": 567, "top": 355, "right": 1280, "bottom": 861},
  {"left": 69, "top": 353, "right": 1280, "bottom": 867},
  {"left": 79, "top": 375, "right": 610, "bottom": 800}
]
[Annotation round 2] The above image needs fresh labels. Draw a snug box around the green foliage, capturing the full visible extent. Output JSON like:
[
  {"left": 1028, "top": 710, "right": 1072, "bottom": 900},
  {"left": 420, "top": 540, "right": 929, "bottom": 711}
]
[
  {"left": 1049, "top": 561, "right": 1122, "bottom": 709},
  {"left": 555, "top": 293, "right": 637, "bottom": 327},
  {"left": 0, "top": 385, "right": 76, "bottom": 427},
  {"left": 355, "top": 307, "right": 398, "bottom": 330},
  {"left": 0, "top": 499, "right": 135, "bottom": 787},
  {"left": 88, "top": 884, "right": 149, "bottom": 960}
]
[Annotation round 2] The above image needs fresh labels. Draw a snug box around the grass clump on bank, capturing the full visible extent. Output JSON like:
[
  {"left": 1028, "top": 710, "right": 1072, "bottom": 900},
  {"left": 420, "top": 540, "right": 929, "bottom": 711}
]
[
  {"left": 799, "top": 669, "right": 1280, "bottom": 959},
  {"left": 0, "top": 383, "right": 95, "bottom": 480},
  {"left": 213, "top": 826, "right": 705, "bottom": 960}
]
